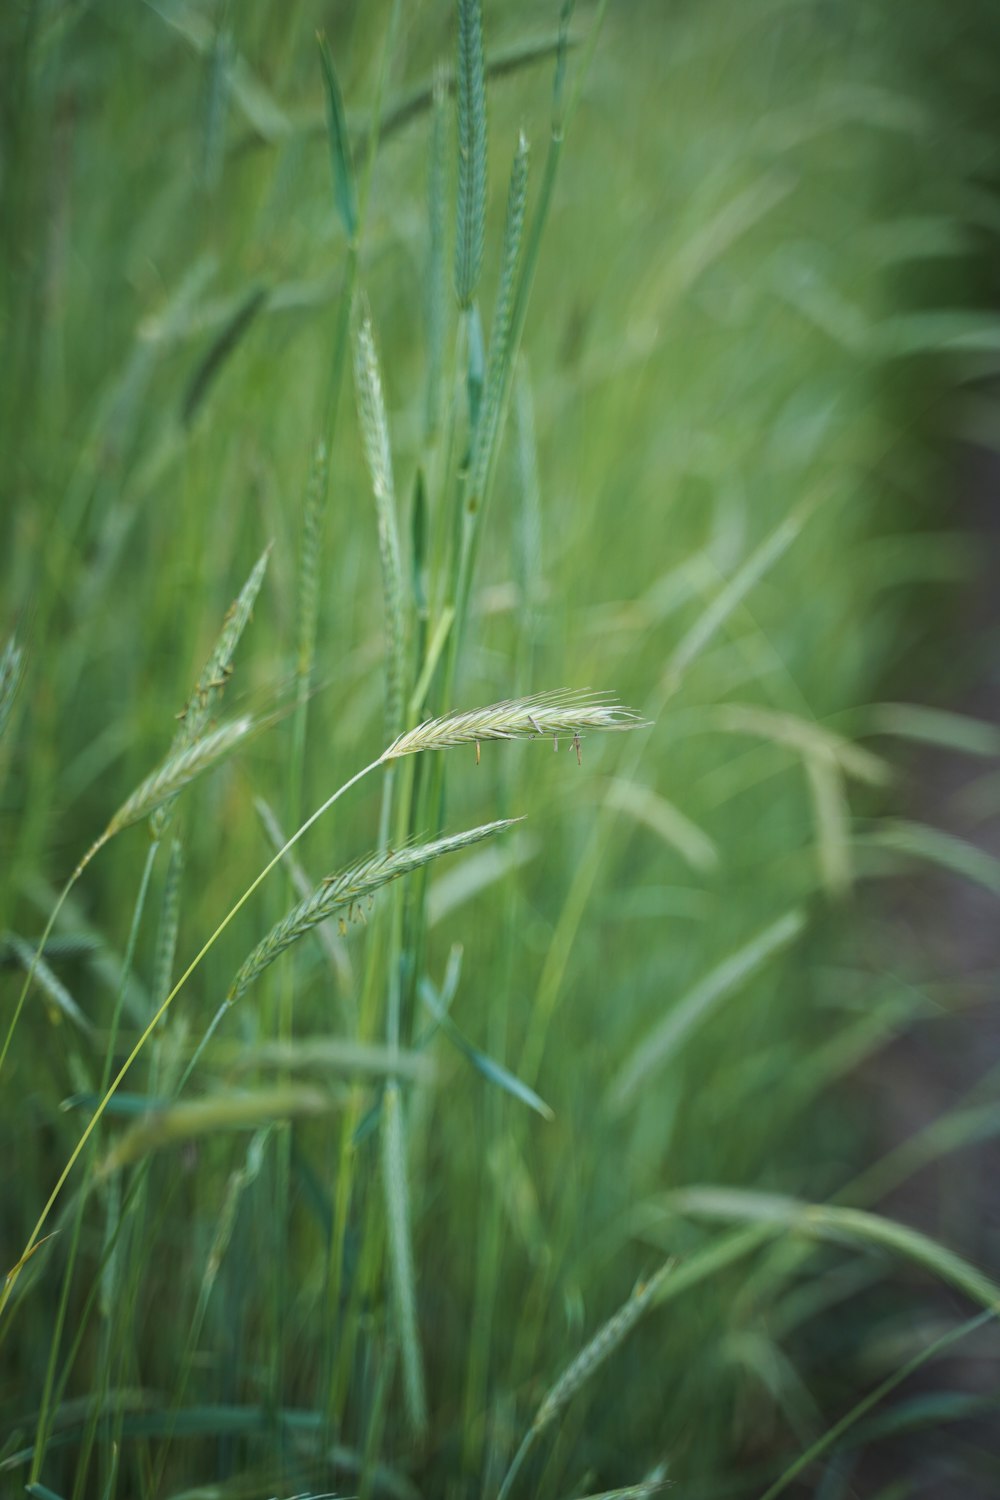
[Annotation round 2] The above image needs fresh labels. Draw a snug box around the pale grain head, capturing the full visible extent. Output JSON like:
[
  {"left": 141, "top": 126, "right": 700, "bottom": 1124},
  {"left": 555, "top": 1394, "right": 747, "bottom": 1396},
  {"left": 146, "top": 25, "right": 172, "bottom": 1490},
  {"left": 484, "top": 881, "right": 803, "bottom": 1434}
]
[
  {"left": 380, "top": 689, "right": 645, "bottom": 761},
  {"left": 228, "top": 818, "right": 518, "bottom": 1002},
  {"left": 108, "top": 716, "right": 253, "bottom": 840}
]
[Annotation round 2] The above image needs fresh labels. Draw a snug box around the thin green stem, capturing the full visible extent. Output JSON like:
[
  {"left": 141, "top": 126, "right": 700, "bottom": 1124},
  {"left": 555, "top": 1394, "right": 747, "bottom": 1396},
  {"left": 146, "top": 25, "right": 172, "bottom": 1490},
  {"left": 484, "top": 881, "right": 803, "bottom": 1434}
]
[
  {"left": 0, "top": 830, "right": 109, "bottom": 1079},
  {"left": 31, "top": 838, "right": 159, "bottom": 1487},
  {"left": 0, "top": 757, "right": 384, "bottom": 1322}
]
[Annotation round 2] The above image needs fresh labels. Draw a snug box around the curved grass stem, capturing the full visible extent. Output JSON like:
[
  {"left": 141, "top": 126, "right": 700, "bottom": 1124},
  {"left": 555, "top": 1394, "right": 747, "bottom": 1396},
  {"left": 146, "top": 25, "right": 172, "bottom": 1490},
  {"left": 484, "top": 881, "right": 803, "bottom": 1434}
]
[{"left": 0, "top": 756, "right": 385, "bottom": 1322}]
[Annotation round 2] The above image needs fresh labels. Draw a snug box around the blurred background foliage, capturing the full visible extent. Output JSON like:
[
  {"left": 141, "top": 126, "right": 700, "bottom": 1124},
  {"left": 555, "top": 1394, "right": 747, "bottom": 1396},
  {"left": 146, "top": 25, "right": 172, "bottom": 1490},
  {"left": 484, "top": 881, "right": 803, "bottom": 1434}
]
[{"left": 4, "top": 1, "right": 1000, "bottom": 1496}]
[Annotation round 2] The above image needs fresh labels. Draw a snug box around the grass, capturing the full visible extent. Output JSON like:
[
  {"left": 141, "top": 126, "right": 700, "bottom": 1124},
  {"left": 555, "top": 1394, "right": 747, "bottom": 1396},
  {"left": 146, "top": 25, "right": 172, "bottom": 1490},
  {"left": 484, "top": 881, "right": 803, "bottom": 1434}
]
[{"left": 3, "top": 1, "right": 1000, "bottom": 1497}]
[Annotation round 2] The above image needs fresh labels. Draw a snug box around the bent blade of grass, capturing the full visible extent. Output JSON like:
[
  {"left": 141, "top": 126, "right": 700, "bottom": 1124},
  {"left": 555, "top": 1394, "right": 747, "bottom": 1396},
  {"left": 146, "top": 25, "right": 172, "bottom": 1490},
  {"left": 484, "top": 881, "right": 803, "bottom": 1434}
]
[
  {"left": 664, "top": 1188, "right": 1000, "bottom": 1311},
  {"left": 5, "top": 1406, "right": 420, "bottom": 1497},
  {"left": 419, "top": 977, "right": 553, "bottom": 1121},
  {"left": 99, "top": 1086, "right": 344, "bottom": 1174},
  {"left": 865, "top": 701, "right": 1000, "bottom": 758},
  {"left": 150, "top": 0, "right": 290, "bottom": 142},
  {"left": 604, "top": 777, "right": 718, "bottom": 873},
  {"left": 665, "top": 497, "right": 821, "bottom": 689},
  {"left": 848, "top": 1099, "right": 1000, "bottom": 1208},
  {"left": 804, "top": 748, "right": 852, "bottom": 897},
  {"left": 360, "top": 31, "right": 575, "bottom": 150},
  {"left": 426, "top": 830, "right": 537, "bottom": 926},
  {"left": 711, "top": 704, "right": 890, "bottom": 786},
  {"left": 228, "top": 1036, "right": 434, "bottom": 1086},
  {"left": 862, "top": 819, "right": 1000, "bottom": 896},
  {"left": 608, "top": 909, "right": 806, "bottom": 1111},
  {"left": 229, "top": 819, "right": 517, "bottom": 1002}
]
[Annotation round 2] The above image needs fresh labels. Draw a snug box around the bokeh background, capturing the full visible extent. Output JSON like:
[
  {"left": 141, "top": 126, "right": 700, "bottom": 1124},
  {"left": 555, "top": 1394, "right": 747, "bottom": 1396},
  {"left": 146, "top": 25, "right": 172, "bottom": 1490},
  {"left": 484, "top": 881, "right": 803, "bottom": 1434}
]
[{"left": 5, "top": 2, "right": 1000, "bottom": 1496}]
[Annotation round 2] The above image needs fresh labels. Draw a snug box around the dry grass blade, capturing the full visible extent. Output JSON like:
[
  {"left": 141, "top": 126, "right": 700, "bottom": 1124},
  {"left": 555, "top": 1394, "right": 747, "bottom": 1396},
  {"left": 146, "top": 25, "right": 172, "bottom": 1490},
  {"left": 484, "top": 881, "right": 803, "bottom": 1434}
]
[
  {"left": 381, "top": 690, "right": 644, "bottom": 760},
  {"left": 106, "top": 717, "right": 253, "bottom": 846},
  {"left": 229, "top": 819, "right": 517, "bottom": 1001}
]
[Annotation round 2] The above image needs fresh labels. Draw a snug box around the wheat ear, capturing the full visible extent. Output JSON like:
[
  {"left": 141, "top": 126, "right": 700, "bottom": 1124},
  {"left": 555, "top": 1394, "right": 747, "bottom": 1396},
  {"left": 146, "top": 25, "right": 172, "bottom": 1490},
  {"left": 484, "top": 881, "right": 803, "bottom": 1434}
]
[
  {"left": 455, "top": 0, "right": 487, "bottom": 308},
  {"left": 382, "top": 690, "right": 644, "bottom": 761},
  {"left": 497, "top": 1261, "right": 674, "bottom": 1500},
  {"left": 229, "top": 819, "right": 517, "bottom": 1002}
]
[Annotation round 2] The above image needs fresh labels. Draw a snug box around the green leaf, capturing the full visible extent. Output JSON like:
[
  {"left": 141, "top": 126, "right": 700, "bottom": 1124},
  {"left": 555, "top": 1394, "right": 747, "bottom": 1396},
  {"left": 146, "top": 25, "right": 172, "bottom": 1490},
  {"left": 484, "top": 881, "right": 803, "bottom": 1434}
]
[
  {"left": 317, "top": 31, "right": 358, "bottom": 239},
  {"left": 420, "top": 978, "right": 554, "bottom": 1121}
]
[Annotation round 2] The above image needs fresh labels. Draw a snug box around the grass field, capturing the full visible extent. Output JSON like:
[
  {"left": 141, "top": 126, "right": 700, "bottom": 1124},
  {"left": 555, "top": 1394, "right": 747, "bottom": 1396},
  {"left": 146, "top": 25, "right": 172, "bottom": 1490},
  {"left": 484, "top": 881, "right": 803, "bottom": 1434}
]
[{"left": 4, "top": 2, "right": 1000, "bottom": 1496}]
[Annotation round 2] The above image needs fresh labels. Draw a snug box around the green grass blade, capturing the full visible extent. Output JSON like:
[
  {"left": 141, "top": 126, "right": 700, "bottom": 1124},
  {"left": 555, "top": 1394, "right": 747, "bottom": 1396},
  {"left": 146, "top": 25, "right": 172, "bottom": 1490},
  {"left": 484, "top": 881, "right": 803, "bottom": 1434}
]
[
  {"left": 759, "top": 1310, "right": 996, "bottom": 1500},
  {"left": 381, "top": 1080, "right": 428, "bottom": 1436},
  {"left": 420, "top": 977, "right": 554, "bottom": 1120},
  {"left": 864, "top": 819, "right": 1000, "bottom": 895},
  {"left": 608, "top": 909, "right": 806, "bottom": 1109},
  {"left": 317, "top": 31, "right": 358, "bottom": 240},
  {"left": 180, "top": 282, "right": 268, "bottom": 426}
]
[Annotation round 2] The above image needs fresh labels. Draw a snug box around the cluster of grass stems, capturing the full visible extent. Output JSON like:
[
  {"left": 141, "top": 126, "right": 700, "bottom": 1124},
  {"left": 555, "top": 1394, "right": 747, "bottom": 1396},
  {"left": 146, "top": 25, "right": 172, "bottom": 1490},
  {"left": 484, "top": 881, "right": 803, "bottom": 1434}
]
[{"left": 4, "top": 2, "right": 1000, "bottom": 1498}]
